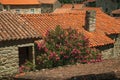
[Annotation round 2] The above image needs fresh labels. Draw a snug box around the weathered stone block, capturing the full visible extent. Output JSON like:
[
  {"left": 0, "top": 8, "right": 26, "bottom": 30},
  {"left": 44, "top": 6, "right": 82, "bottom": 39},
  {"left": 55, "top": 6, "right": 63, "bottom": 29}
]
[{"left": 85, "top": 10, "right": 96, "bottom": 32}]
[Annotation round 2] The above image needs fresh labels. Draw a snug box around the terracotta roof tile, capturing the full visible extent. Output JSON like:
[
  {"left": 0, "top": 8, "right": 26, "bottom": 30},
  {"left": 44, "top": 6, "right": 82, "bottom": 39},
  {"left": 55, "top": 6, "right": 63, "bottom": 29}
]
[
  {"left": 61, "top": 4, "right": 84, "bottom": 9},
  {"left": 53, "top": 7, "right": 102, "bottom": 13},
  {"left": 0, "top": 0, "right": 41, "bottom": 5},
  {"left": 20, "top": 8, "right": 120, "bottom": 47},
  {"left": 0, "top": 11, "right": 40, "bottom": 41},
  {"left": 0, "top": 0, "right": 57, "bottom": 5},
  {"left": 115, "top": 17, "right": 120, "bottom": 20}
]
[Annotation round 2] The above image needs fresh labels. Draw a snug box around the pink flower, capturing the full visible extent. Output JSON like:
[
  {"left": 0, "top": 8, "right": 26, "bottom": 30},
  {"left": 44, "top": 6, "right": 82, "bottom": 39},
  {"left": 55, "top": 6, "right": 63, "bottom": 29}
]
[
  {"left": 77, "top": 43, "right": 82, "bottom": 46},
  {"left": 49, "top": 52, "right": 57, "bottom": 59},
  {"left": 86, "top": 50, "right": 90, "bottom": 54},
  {"left": 37, "top": 40, "right": 45, "bottom": 50},
  {"left": 56, "top": 56, "right": 60, "bottom": 61},
  {"left": 19, "top": 67, "right": 23, "bottom": 73},
  {"left": 90, "top": 59, "right": 96, "bottom": 63},
  {"left": 81, "top": 60, "right": 87, "bottom": 63},
  {"left": 64, "top": 55, "right": 69, "bottom": 59},
  {"left": 55, "top": 44, "right": 60, "bottom": 48},
  {"left": 75, "top": 56, "right": 79, "bottom": 59},
  {"left": 60, "top": 34, "right": 64, "bottom": 38},
  {"left": 87, "top": 61, "right": 91, "bottom": 64},
  {"left": 60, "top": 51, "right": 64, "bottom": 55},
  {"left": 44, "top": 47, "right": 48, "bottom": 52},
  {"left": 45, "top": 30, "right": 50, "bottom": 36}
]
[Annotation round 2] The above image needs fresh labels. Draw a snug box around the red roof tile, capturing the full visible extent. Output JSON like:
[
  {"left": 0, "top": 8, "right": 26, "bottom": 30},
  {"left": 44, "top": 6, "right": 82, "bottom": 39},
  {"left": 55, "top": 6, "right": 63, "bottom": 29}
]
[
  {"left": 61, "top": 4, "right": 84, "bottom": 9},
  {"left": 116, "top": 17, "right": 120, "bottom": 20},
  {"left": 0, "top": 0, "right": 57, "bottom": 5},
  {"left": 0, "top": 11, "right": 40, "bottom": 41},
  {"left": 53, "top": 6, "right": 102, "bottom": 13},
  {"left": 20, "top": 8, "right": 120, "bottom": 47}
]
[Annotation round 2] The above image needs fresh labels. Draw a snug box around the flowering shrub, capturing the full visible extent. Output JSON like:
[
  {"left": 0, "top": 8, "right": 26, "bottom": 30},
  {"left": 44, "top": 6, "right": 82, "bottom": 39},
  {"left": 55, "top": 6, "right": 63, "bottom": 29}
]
[
  {"left": 19, "top": 61, "right": 34, "bottom": 73},
  {"left": 36, "top": 26, "right": 102, "bottom": 69}
]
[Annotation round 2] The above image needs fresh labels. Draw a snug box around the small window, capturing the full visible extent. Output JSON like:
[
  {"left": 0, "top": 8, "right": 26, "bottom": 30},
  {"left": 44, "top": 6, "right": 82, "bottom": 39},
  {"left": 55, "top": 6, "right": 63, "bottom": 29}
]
[
  {"left": 18, "top": 46, "right": 33, "bottom": 67},
  {"left": 30, "top": 9, "right": 34, "bottom": 14},
  {"left": 16, "top": 9, "right": 20, "bottom": 14}
]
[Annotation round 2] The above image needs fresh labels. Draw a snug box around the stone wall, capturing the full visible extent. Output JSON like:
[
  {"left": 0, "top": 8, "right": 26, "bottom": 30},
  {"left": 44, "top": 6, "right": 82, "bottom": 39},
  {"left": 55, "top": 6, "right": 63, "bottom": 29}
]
[
  {"left": 0, "top": 39, "right": 38, "bottom": 77},
  {"left": 97, "top": 44, "right": 114, "bottom": 59},
  {"left": 41, "top": 1, "right": 61, "bottom": 13},
  {"left": 97, "top": 34, "right": 120, "bottom": 59},
  {"left": 0, "top": 46, "right": 19, "bottom": 76},
  {"left": 96, "top": 0, "right": 120, "bottom": 14},
  {"left": 41, "top": 4, "right": 53, "bottom": 13},
  {"left": 112, "top": 34, "right": 120, "bottom": 57},
  {"left": 53, "top": 1, "right": 61, "bottom": 11},
  {"left": 85, "top": 10, "right": 96, "bottom": 32},
  {"left": 3, "top": 5, "right": 41, "bottom": 14},
  {"left": 0, "top": 4, "right": 2, "bottom": 11}
]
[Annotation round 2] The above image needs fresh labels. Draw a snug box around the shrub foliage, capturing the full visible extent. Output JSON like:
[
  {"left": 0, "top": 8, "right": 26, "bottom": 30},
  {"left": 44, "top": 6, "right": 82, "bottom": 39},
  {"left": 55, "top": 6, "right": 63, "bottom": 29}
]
[{"left": 36, "top": 26, "right": 102, "bottom": 69}]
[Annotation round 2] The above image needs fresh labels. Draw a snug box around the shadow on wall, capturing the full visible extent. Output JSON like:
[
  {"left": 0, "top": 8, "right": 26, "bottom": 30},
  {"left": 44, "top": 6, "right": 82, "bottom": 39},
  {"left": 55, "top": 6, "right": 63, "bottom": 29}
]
[{"left": 68, "top": 71, "right": 120, "bottom": 80}]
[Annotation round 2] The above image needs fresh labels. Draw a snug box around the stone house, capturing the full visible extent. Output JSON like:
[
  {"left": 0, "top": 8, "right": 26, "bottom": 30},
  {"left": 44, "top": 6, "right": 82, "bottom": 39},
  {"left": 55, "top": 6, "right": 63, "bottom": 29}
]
[
  {"left": 1, "top": 6, "right": 120, "bottom": 77},
  {"left": 21, "top": 7, "right": 120, "bottom": 59},
  {"left": 96, "top": 0, "right": 120, "bottom": 14},
  {"left": 40, "top": 0, "right": 61, "bottom": 13},
  {"left": 0, "top": 11, "right": 40, "bottom": 77},
  {"left": 0, "top": 0, "right": 61, "bottom": 14}
]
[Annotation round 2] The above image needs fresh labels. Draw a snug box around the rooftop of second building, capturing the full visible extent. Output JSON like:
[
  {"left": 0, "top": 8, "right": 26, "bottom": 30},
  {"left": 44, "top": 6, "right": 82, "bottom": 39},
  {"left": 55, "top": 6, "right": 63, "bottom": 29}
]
[
  {"left": 20, "top": 8, "right": 120, "bottom": 47},
  {"left": 60, "top": 4, "right": 84, "bottom": 9},
  {"left": 53, "top": 4, "right": 102, "bottom": 13},
  {"left": 0, "top": 0, "right": 57, "bottom": 5}
]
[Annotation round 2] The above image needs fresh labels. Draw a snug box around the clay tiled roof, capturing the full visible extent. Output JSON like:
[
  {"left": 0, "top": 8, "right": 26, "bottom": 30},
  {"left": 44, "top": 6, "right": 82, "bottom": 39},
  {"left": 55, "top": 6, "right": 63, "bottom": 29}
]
[
  {"left": 0, "top": 0, "right": 57, "bottom": 5},
  {"left": 61, "top": 4, "right": 84, "bottom": 9},
  {"left": 116, "top": 18, "right": 120, "bottom": 20},
  {"left": 53, "top": 4, "right": 101, "bottom": 14},
  {"left": 112, "top": 9, "right": 120, "bottom": 14},
  {"left": 53, "top": 7, "right": 102, "bottom": 13},
  {"left": 20, "top": 9, "right": 120, "bottom": 47},
  {"left": 0, "top": 11, "right": 40, "bottom": 41},
  {"left": 0, "top": 0, "right": 41, "bottom": 5}
]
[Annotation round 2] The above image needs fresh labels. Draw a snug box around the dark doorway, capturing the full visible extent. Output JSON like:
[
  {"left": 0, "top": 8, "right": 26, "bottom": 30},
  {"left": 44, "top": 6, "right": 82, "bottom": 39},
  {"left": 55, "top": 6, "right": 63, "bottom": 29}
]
[{"left": 18, "top": 46, "right": 33, "bottom": 67}]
